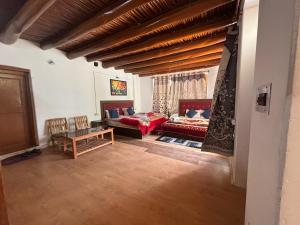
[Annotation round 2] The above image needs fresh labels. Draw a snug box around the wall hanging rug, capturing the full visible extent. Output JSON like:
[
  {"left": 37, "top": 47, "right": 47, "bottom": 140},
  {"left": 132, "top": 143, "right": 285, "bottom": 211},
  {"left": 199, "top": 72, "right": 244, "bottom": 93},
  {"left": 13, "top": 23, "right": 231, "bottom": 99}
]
[{"left": 201, "top": 26, "right": 239, "bottom": 155}]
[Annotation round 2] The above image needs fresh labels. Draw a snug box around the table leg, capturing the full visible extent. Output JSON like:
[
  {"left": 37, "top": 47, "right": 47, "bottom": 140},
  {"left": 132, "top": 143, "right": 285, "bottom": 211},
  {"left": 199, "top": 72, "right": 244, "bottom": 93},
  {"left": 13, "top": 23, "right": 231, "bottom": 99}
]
[
  {"left": 111, "top": 130, "right": 115, "bottom": 144},
  {"left": 72, "top": 139, "right": 78, "bottom": 159},
  {"left": 63, "top": 138, "right": 67, "bottom": 152},
  {"left": 101, "top": 134, "right": 104, "bottom": 139}
]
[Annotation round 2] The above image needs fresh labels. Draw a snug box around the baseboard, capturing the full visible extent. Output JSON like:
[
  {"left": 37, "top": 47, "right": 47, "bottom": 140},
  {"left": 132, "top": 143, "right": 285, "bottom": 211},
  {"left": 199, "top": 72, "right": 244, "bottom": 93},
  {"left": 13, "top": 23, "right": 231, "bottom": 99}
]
[{"left": 0, "top": 143, "right": 48, "bottom": 161}]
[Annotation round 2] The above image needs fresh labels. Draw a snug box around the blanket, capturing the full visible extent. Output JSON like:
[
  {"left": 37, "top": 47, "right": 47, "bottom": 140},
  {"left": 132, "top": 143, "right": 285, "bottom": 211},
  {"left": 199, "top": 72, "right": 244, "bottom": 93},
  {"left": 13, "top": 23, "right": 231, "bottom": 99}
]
[{"left": 119, "top": 113, "right": 168, "bottom": 135}]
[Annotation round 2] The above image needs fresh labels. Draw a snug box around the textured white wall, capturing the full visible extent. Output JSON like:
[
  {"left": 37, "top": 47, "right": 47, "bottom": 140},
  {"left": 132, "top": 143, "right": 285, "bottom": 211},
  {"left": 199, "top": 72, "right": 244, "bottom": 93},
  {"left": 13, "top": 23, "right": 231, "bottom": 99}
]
[
  {"left": 233, "top": 5, "right": 259, "bottom": 188},
  {"left": 130, "top": 76, "right": 153, "bottom": 113},
  {"left": 139, "top": 77, "right": 154, "bottom": 112},
  {"left": 244, "top": 0, "right": 259, "bottom": 8},
  {"left": 245, "top": 0, "right": 296, "bottom": 224},
  {"left": 0, "top": 40, "right": 139, "bottom": 146},
  {"left": 279, "top": 4, "right": 300, "bottom": 224},
  {"left": 207, "top": 66, "right": 219, "bottom": 99}
]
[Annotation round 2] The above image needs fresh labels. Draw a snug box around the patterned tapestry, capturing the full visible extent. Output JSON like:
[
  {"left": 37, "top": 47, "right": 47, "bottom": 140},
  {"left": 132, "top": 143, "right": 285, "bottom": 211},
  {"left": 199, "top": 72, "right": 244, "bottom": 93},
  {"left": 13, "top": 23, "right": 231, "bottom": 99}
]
[{"left": 202, "top": 26, "right": 239, "bottom": 155}]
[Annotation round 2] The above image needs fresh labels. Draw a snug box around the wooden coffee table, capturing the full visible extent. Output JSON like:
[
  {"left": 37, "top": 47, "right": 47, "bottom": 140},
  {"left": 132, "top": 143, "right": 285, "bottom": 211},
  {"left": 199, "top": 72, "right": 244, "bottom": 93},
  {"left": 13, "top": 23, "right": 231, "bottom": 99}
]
[{"left": 55, "top": 127, "right": 114, "bottom": 159}]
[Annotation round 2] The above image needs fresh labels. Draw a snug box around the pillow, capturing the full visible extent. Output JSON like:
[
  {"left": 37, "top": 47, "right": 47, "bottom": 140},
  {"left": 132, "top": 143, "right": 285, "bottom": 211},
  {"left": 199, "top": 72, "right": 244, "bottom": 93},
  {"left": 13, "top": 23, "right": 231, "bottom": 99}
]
[
  {"left": 186, "top": 109, "right": 197, "bottom": 118},
  {"left": 201, "top": 109, "right": 211, "bottom": 119},
  {"left": 105, "top": 110, "right": 110, "bottom": 119},
  {"left": 122, "top": 108, "right": 129, "bottom": 116},
  {"left": 185, "top": 109, "right": 204, "bottom": 118},
  {"left": 127, "top": 107, "right": 135, "bottom": 115},
  {"left": 169, "top": 113, "right": 179, "bottom": 121},
  {"left": 108, "top": 109, "right": 119, "bottom": 119}
]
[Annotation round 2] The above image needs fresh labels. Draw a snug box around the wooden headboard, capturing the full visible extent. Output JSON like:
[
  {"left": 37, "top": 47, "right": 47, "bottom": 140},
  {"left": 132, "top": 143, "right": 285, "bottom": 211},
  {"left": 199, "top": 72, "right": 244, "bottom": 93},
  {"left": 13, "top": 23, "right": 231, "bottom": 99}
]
[
  {"left": 178, "top": 99, "right": 212, "bottom": 116},
  {"left": 100, "top": 100, "right": 134, "bottom": 120}
]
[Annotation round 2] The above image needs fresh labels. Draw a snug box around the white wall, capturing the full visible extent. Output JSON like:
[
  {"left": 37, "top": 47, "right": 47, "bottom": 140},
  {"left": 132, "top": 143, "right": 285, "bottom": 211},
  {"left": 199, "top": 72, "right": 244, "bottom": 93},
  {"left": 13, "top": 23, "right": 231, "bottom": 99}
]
[
  {"left": 279, "top": 16, "right": 300, "bottom": 225},
  {"left": 207, "top": 66, "right": 219, "bottom": 99},
  {"left": 233, "top": 5, "right": 259, "bottom": 188},
  {"left": 0, "top": 40, "right": 142, "bottom": 146},
  {"left": 139, "top": 77, "right": 154, "bottom": 112},
  {"left": 0, "top": 38, "right": 217, "bottom": 149},
  {"left": 245, "top": 0, "right": 296, "bottom": 224}
]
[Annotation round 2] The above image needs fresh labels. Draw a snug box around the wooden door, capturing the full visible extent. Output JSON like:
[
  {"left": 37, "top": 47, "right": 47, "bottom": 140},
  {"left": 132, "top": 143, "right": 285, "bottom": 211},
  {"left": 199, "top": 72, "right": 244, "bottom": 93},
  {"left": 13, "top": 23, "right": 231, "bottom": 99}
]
[
  {"left": 0, "top": 165, "right": 9, "bottom": 225},
  {"left": 0, "top": 66, "right": 37, "bottom": 155}
]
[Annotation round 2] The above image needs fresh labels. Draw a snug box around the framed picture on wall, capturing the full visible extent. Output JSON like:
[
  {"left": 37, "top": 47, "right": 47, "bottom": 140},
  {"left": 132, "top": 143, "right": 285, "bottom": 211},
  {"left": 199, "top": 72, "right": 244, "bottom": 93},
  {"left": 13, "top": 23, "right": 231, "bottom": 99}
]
[{"left": 110, "top": 79, "right": 127, "bottom": 96}]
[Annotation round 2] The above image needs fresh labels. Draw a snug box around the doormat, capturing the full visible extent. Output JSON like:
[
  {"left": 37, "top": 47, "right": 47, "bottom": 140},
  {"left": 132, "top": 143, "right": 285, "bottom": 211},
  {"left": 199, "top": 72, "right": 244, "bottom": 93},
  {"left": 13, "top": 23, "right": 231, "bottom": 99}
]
[
  {"left": 156, "top": 136, "right": 202, "bottom": 149},
  {"left": 2, "top": 149, "right": 41, "bottom": 165}
]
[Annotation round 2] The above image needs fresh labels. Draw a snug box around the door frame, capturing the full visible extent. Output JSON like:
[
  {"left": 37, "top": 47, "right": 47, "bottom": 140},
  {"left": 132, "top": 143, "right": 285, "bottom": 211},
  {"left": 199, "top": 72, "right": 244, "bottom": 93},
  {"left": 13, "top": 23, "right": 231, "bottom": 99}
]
[{"left": 0, "top": 65, "right": 39, "bottom": 151}]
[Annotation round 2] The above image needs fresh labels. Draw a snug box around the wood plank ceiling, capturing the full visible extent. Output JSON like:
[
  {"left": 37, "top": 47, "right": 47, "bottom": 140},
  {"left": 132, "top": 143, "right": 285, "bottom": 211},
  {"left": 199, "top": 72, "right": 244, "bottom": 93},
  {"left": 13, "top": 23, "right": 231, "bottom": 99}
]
[{"left": 0, "top": 0, "right": 238, "bottom": 77}]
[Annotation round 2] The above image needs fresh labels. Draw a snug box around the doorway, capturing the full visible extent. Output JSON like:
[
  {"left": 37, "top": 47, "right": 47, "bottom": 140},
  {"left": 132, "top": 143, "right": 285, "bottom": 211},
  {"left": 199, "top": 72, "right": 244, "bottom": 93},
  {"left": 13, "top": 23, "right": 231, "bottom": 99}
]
[{"left": 0, "top": 65, "right": 38, "bottom": 155}]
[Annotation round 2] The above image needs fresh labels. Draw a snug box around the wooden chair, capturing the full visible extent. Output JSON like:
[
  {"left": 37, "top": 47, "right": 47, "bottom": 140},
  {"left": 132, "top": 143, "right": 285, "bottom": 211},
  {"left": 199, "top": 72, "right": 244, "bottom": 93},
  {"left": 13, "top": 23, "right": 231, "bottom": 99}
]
[
  {"left": 46, "top": 118, "right": 69, "bottom": 151},
  {"left": 74, "top": 115, "right": 90, "bottom": 130},
  {"left": 74, "top": 116, "right": 96, "bottom": 143}
]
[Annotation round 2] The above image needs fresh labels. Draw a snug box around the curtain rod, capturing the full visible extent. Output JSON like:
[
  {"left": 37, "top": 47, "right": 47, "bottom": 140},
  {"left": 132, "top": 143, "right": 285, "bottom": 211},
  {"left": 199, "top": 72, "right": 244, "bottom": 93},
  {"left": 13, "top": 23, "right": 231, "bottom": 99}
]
[{"left": 150, "top": 68, "right": 210, "bottom": 78}]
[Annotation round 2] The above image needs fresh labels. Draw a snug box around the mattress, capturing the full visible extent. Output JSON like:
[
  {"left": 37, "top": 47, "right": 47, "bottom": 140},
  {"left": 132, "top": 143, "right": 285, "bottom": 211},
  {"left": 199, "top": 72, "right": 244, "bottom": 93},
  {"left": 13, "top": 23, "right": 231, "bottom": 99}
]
[
  {"left": 161, "top": 118, "right": 209, "bottom": 140},
  {"left": 107, "top": 114, "right": 168, "bottom": 136},
  {"left": 107, "top": 119, "right": 139, "bottom": 130}
]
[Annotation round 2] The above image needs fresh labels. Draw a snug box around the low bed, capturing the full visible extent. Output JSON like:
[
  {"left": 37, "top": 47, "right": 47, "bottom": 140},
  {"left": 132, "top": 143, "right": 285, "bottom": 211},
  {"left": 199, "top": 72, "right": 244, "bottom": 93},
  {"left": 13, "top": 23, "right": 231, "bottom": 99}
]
[
  {"left": 161, "top": 99, "right": 212, "bottom": 141},
  {"left": 100, "top": 100, "right": 167, "bottom": 139}
]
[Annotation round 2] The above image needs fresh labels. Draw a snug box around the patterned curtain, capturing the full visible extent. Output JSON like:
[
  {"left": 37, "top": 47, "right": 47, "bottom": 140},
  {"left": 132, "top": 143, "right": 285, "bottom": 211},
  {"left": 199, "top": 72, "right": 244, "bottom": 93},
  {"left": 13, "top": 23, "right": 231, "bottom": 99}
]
[
  {"left": 152, "top": 76, "right": 169, "bottom": 115},
  {"left": 202, "top": 26, "right": 239, "bottom": 155},
  {"left": 168, "top": 72, "right": 207, "bottom": 114}
]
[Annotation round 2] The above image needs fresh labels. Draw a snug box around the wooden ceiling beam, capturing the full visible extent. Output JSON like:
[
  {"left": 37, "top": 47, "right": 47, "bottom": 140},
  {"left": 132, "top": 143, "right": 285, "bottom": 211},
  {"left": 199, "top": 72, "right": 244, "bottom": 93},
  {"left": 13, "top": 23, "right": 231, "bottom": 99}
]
[
  {"left": 65, "top": 0, "right": 234, "bottom": 59},
  {"left": 0, "top": 0, "right": 57, "bottom": 45},
  {"left": 102, "top": 32, "right": 226, "bottom": 68},
  {"left": 86, "top": 17, "right": 235, "bottom": 61},
  {"left": 126, "top": 53, "right": 222, "bottom": 74},
  {"left": 40, "top": 0, "right": 152, "bottom": 50},
  {"left": 118, "top": 42, "right": 224, "bottom": 70},
  {"left": 138, "top": 60, "right": 221, "bottom": 77}
]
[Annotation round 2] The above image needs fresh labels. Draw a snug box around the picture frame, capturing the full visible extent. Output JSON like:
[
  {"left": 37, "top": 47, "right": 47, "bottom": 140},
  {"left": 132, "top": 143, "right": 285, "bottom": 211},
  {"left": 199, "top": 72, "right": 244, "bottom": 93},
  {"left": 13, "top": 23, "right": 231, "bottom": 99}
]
[{"left": 110, "top": 79, "right": 127, "bottom": 96}]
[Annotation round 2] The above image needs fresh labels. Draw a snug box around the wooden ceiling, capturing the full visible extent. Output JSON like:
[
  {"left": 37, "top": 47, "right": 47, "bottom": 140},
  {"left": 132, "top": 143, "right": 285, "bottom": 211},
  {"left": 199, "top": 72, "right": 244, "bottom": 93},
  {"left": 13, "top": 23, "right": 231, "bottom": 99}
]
[{"left": 0, "top": 0, "right": 239, "bottom": 77}]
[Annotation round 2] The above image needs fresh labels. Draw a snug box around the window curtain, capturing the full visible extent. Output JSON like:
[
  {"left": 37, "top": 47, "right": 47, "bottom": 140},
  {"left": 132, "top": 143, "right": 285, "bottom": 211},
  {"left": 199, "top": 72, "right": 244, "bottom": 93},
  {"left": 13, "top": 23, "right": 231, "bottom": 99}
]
[
  {"left": 168, "top": 72, "right": 207, "bottom": 114},
  {"left": 153, "top": 72, "right": 207, "bottom": 115},
  {"left": 152, "top": 76, "right": 169, "bottom": 115},
  {"left": 201, "top": 26, "right": 239, "bottom": 155}
]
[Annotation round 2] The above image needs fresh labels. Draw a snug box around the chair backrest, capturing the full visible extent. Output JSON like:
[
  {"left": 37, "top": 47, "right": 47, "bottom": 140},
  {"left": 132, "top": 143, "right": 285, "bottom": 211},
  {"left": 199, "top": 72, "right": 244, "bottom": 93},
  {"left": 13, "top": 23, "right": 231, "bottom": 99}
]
[
  {"left": 74, "top": 115, "right": 90, "bottom": 130},
  {"left": 46, "top": 118, "right": 68, "bottom": 135}
]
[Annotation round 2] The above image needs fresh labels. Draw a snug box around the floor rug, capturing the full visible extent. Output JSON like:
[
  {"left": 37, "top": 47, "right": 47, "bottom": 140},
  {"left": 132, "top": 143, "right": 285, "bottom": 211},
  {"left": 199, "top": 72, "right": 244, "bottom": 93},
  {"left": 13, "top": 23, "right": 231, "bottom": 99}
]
[{"left": 156, "top": 136, "right": 203, "bottom": 149}]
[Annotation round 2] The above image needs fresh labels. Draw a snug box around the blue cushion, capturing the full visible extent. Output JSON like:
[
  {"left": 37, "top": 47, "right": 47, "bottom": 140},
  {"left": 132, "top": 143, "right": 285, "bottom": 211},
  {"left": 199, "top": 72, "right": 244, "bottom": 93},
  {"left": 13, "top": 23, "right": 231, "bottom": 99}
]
[
  {"left": 186, "top": 109, "right": 197, "bottom": 118},
  {"left": 127, "top": 107, "right": 135, "bottom": 115},
  {"left": 201, "top": 109, "right": 211, "bottom": 119},
  {"left": 108, "top": 109, "right": 119, "bottom": 118}
]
